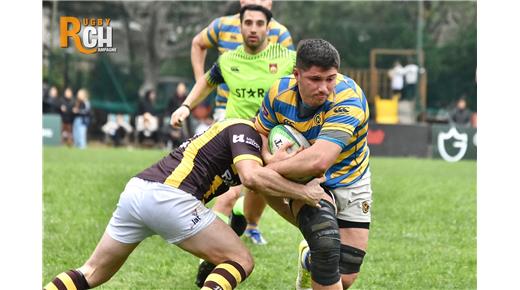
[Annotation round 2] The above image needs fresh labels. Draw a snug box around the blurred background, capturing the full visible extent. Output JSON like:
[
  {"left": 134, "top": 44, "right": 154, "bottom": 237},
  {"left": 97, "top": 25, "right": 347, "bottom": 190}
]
[{"left": 42, "top": 0, "right": 476, "bottom": 162}]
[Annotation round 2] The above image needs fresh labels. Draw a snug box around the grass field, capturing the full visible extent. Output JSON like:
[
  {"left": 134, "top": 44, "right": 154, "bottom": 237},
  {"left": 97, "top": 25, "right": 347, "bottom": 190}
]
[{"left": 43, "top": 147, "right": 476, "bottom": 289}]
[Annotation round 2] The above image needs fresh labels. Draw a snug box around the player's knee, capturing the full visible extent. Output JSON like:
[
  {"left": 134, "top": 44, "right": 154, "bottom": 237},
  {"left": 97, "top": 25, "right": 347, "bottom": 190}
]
[
  {"left": 339, "top": 244, "right": 366, "bottom": 289},
  {"left": 297, "top": 200, "right": 341, "bottom": 285}
]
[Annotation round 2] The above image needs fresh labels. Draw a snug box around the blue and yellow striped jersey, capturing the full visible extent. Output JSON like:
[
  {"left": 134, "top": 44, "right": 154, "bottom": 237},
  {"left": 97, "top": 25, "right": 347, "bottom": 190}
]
[
  {"left": 255, "top": 73, "right": 370, "bottom": 189},
  {"left": 201, "top": 14, "right": 294, "bottom": 53},
  {"left": 200, "top": 14, "right": 294, "bottom": 109}
]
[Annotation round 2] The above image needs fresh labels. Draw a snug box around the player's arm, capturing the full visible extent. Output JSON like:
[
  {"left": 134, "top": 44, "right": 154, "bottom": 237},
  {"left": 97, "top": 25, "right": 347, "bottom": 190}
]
[
  {"left": 171, "top": 61, "right": 225, "bottom": 127},
  {"left": 266, "top": 139, "right": 345, "bottom": 180},
  {"left": 191, "top": 32, "right": 209, "bottom": 81},
  {"left": 235, "top": 159, "right": 324, "bottom": 208},
  {"left": 170, "top": 76, "right": 215, "bottom": 127},
  {"left": 191, "top": 18, "right": 220, "bottom": 81}
]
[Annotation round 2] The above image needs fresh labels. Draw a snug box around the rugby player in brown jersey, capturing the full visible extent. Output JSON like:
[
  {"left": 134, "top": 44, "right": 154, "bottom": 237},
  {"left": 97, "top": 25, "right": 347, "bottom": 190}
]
[{"left": 44, "top": 119, "right": 325, "bottom": 290}]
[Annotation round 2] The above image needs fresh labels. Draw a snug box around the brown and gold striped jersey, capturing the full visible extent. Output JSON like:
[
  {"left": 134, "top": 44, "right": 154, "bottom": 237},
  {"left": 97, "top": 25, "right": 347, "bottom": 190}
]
[{"left": 136, "top": 119, "right": 263, "bottom": 204}]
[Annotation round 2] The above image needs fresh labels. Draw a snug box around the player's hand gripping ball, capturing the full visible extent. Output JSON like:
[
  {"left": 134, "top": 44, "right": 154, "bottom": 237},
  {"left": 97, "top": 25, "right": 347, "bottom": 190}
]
[{"left": 268, "top": 125, "right": 313, "bottom": 183}]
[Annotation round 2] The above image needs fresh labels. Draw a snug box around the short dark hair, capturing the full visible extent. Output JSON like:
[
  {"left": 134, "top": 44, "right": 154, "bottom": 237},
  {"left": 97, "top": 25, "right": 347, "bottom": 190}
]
[
  {"left": 239, "top": 4, "right": 272, "bottom": 24},
  {"left": 296, "top": 39, "right": 340, "bottom": 71}
]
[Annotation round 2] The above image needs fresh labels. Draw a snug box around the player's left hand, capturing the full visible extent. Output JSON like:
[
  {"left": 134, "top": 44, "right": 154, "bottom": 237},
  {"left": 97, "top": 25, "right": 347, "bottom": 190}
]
[{"left": 302, "top": 176, "right": 327, "bottom": 207}]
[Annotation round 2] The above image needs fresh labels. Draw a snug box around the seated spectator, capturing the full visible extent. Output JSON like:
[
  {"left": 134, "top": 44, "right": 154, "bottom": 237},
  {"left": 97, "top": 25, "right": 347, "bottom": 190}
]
[
  {"left": 449, "top": 96, "right": 472, "bottom": 127},
  {"left": 136, "top": 89, "right": 159, "bottom": 145},
  {"left": 102, "top": 114, "right": 133, "bottom": 147}
]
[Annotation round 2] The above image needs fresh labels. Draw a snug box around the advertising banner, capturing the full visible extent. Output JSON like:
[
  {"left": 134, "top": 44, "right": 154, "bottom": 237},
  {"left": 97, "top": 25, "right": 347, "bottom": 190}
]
[
  {"left": 43, "top": 114, "right": 62, "bottom": 146},
  {"left": 368, "top": 123, "right": 430, "bottom": 157}
]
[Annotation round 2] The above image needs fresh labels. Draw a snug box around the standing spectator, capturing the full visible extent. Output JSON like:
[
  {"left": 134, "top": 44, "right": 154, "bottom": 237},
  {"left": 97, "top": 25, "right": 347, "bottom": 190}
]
[
  {"left": 43, "top": 86, "right": 61, "bottom": 114},
  {"left": 72, "top": 89, "right": 91, "bottom": 149},
  {"left": 60, "top": 87, "right": 75, "bottom": 146},
  {"left": 136, "top": 89, "right": 159, "bottom": 145},
  {"left": 403, "top": 58, "right": 420, "bottom": 101},
  {"left": 162, "top": 82, "right": 189, "bottom": 149},
  {"left": 399, "top": 58, "right": 421, "bottom": 124},
  {"left": 387, "top": 60, "right": 404, "bottom": 98},
  {"left": 449, "top": 96, "right": 472, "bottom": 127},
  {"left": 165, "top": 82, "right": 188, "bottom": 116}
]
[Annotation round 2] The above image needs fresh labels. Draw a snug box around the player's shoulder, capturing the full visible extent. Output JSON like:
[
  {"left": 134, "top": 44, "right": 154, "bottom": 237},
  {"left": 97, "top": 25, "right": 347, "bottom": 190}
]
[
  {"left": 335, "top": 74, "right": 362, "bottom": 94},
  {"left": 219, "top": 45, "right": 245, "bottom": 60},
  {"left": 269, "top": 18, "right": 289, "bottom": 31},
  {"left": 265, "top": 43, "right": 295, "bottom": 58},
  {"left": 333, "top": 74, "right": 365, "bottom": 103},
  {"left": 223, "top": 119, "right": 261, "bottom": 140},
  {"left": 268, "top": 75, "right": 298, "bottom": 99},
  {"left": 218, "top": 14, "right": 240, "bottom": 25}
]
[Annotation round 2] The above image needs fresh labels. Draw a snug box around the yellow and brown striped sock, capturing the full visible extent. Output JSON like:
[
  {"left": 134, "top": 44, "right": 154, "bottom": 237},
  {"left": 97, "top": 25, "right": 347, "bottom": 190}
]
[
  {"left": 201, "top": 260, "right": 247, "bottom": 290},
  {"left": 43, "top": 269, "right": 90, "bottom": 290}
]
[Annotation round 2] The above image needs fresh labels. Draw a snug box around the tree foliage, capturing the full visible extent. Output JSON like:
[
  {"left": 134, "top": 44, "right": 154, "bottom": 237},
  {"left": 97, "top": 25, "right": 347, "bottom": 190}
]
[{"left": 43, "top": 1, "right": 477, "bottom": 112}]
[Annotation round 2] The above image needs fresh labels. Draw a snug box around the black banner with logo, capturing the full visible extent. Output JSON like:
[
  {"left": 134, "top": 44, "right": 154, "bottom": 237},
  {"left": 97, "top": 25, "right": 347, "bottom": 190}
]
[
  {"left": 432, "top": 125, "right": 477, "bottom": 161},
  {"left": 367, "top": 123, "right": 430, "bottom": 157}
]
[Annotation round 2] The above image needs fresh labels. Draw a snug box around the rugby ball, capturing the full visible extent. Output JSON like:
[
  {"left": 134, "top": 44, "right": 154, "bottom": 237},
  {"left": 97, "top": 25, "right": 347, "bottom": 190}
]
[{"left": 268, "top": 125, "right": 313, "bottom": 183}]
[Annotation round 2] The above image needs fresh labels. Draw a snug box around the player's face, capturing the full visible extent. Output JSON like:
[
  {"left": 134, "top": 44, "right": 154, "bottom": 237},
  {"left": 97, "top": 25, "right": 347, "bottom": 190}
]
[
  {"left": 240, "top": 0, "right": 272, "bottom": 10},
  {"left": 241, "top": 10, "right": 269, "bottom": 52},
  {"left": 295, "top": 66, "right": 338, "bottom": 107}
]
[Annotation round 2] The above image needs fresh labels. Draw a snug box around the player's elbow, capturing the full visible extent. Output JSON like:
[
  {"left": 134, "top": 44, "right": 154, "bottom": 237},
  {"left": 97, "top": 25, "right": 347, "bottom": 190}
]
[
  {"left": 191, "top": 34, "right": 205, "bottom": 50},
  {"left": 240, "top": 172, "right": 259, "bottom": 190},
  {"left": 311, "top": 159, "right": 332, "bottom": 175}
]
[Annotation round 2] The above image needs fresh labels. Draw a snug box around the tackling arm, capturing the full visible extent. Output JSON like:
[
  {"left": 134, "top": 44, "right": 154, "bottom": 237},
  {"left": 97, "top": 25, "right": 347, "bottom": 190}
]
[
  {"left": 267, "top": 139, "right": 344, "bottom": 180},
  {"left": 235, "top": 159, "right": 325, "bottom": 207}
]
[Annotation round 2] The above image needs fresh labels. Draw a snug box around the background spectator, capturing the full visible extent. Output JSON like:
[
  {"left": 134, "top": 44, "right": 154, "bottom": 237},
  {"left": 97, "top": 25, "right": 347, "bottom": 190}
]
[
  {"left": 403, "top": 58, "right": 420, "bottom": 101},
  {"left": 449, "top": 96, "right": 472, "bottom": 127},
  {"left": 72, "top": 89, "right": 91, "bottom": 149},
  {"left": 192, "top": 104, "right": 213, "bottom": 136},
  {"left": 388, "top": 60, "right": 405, "bottom": 98},
  {"left": 60, "top": 87, "right": 75, "bottom": 146},
  {"left": 102, "top": 114, "right": 133, "bottom": 147},
  {"left": 43, "top": 86, "right": 61, "bottom": 114},
  {"left": 162, "top": 82, "right": 189, "bottom": 149},
  {"left": 136, "top": 89, "right": 159, "bottom": 145}
]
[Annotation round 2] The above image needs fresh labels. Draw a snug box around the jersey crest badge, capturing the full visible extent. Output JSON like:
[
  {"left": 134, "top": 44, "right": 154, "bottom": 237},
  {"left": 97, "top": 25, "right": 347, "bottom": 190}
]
[
  {"left": 314, "top": 114, "right": 323, "bottom": 125},
  {"left": 269, "top": 63, "right": 278, "bottom": 74},
  {"left": 361, "top": 201, "right": 370, "bottom": 214}
]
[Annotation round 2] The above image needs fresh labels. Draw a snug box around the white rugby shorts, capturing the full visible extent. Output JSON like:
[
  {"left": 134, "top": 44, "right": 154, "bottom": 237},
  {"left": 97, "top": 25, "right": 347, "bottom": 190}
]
[
  {"left": 330, "top": 169, "right": 373, "bottom": 223},
  {"left": 106, "top": 177, "right": 216, "bottom": 244}
]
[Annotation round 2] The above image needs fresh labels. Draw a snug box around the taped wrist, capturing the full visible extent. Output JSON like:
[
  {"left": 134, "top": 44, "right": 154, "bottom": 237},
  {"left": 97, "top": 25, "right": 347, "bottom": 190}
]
[{"left": 297, "top": 199, "right": 341, "bottom": 286}]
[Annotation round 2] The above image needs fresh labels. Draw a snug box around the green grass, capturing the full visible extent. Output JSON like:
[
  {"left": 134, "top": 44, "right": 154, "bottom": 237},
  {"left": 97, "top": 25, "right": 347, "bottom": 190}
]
[{"left": 43, "top": 147, "right": 476, "bottom": 289}]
